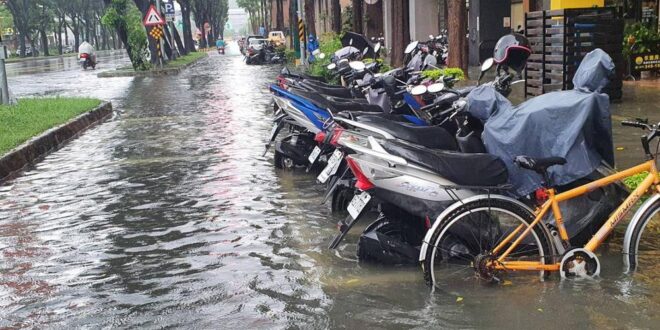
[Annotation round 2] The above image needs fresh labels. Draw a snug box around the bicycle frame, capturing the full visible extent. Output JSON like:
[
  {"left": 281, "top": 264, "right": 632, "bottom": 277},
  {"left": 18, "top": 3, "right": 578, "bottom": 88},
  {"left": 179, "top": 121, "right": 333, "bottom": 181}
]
[{"left": 492, "top": 159, "right": 660, "bottom": 272}]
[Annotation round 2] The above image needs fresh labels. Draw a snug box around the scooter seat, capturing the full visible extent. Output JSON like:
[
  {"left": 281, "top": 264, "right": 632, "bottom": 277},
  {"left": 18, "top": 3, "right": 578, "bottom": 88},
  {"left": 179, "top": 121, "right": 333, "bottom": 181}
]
[
  {"left": 288, "top": 88, "right": 380, "bottom": 113},
  {"left": 381, "top": 140, "right": 508, "bottom": 186},
  {"left": 300, "top": 80, "right": 359, "bottom": 99},
  {"left": 356, "top": 116, "right": 458, "bottom": 151}
]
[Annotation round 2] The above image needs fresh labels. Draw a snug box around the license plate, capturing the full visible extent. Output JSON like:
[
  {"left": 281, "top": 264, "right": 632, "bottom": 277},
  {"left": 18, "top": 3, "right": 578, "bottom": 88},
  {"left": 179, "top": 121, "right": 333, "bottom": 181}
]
[
  {"left": 308, "top": 146, "right": 322, "bottom": 164},
  {"left": 317, "top": 150, "right": 343, "bottom": 183},
  {"left": 347, "top": 192, "right": 372, "bottom": 220}
]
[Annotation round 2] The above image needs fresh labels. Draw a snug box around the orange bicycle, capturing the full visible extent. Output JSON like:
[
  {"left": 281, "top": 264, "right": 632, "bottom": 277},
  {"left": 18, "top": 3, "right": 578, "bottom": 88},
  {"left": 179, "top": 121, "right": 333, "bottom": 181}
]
[{"left": 421, "top": 120, "right": 660, "bottom": 289}]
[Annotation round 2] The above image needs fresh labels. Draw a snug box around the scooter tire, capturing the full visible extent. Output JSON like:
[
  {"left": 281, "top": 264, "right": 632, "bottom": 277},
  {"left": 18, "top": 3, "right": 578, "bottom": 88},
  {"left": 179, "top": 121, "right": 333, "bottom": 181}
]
[
  {"left": 331, "top": 185, "right": 354, "bottom": 215},
  {"left": 273, "top": 149, "right": 294, "bottom": 170}
]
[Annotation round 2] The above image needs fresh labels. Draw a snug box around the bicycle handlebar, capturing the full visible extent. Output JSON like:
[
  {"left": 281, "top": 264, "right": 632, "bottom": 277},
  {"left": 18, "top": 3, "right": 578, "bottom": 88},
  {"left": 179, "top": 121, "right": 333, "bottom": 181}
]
[{"left": 622, "top": 121, "right": 650, "bottom": 130}]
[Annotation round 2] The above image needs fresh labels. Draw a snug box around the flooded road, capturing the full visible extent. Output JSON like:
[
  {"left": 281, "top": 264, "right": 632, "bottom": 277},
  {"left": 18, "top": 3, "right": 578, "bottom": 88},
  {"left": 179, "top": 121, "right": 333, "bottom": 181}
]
[{"left": 1, "top": 52, "right": 659, "bottom": 328}]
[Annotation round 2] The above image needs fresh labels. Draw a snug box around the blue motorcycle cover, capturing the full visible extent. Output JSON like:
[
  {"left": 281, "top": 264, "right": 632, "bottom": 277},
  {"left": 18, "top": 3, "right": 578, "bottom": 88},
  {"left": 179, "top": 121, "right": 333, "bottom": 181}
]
[{"left": 467, "top": 49, "right": 615, "bottom": 197}]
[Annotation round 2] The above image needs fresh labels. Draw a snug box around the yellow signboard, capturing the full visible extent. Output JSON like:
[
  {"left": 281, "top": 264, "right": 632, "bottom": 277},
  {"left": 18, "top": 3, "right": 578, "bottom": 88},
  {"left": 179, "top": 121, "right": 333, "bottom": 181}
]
[
  {"left": 551, "top": 0, "right": 604, "bottom": 10},
  {"left": 632, "top": 53, "right": 660, "bottom": 72}
]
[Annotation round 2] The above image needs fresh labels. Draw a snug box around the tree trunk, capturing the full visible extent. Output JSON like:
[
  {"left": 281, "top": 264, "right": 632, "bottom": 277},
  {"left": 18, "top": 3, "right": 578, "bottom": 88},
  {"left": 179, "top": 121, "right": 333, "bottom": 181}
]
[
  {"left": 57, "top": 15, "right": 64, "bottom": 54},
  {"left": 390, "top": 0, "right": 409, "bottom": 66},
  {"left": 304, "top": 0, "right": 316, "bottom": 36},
  {"left": 199, "top": 25, "right": 207, "bottom": 49},
  {"left": 161, "top": 23, "right": 175, "bottom": 59},
  {"left": 40, "top": 29, "right": 50, "bottom": 56},
  {"left": 172, "top": 23, "right": 187, "bottom": 55},
  {"left": 351, "top": 0, "right": 363, "bottom": 34},
  {"left": 331, "top": 0, "right": 341, "bottom": 33},
  {"left": 179, "top": 0, "right": 196, "bottom": 52},
  {"left": 364, "top": 3, "right": 383, "bottom": 39},
  {"left": 276, "top": 0, "right": 285, "bottom": 30},
  {"left": 64, "top": 21, "right": 69, "bottom": 46},
  {"left": 447, "top": 0, "right": 468, "bottom": 77},
  {"left": 30, "top": 37, "right": 38, "bottom": 57},
  {"left": 19, "top": 34, "right": 26, "bottom": 57}
]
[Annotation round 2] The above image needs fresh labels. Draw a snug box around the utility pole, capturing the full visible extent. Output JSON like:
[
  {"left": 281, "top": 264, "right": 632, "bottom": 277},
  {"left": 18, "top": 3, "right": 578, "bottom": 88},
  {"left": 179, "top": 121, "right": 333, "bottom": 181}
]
[
  {"left": 0, "top": 34, "right": 9, "bottom": 104},
  {"left": 297, "top": 0, "right": 306, "bottom": 66}
]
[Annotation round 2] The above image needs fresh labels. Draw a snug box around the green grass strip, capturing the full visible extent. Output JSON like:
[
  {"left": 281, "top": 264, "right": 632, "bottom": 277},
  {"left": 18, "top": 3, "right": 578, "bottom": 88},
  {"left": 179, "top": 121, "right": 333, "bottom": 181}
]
[
  {"left": 164, "top": 51, "right": 208, "bottom": 68},
  {"left": 0, "top": 98, "right": 102, "bottom": 155}
]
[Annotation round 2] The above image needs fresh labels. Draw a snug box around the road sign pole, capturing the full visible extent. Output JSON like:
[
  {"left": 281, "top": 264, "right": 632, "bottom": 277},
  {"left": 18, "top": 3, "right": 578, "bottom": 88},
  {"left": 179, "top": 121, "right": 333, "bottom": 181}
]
[{"left": 156, "top": 0, "right": 166, "bottom": 65}]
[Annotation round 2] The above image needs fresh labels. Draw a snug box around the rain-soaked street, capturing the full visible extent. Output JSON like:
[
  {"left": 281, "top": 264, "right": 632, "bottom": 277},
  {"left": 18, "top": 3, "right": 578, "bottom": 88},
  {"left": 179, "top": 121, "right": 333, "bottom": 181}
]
[{"left": 1, "top": 47, "right": 659, "bottom": 328}]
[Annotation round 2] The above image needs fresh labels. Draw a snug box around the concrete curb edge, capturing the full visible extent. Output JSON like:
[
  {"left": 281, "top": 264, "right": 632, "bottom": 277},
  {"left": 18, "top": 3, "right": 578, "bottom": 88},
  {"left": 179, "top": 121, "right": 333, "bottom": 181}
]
[
  {"left": 0, "top": 101, "right": 113, "bottom": 182},
  {"left": 97, "top": 52, "right": 210, "bottom": 78}
]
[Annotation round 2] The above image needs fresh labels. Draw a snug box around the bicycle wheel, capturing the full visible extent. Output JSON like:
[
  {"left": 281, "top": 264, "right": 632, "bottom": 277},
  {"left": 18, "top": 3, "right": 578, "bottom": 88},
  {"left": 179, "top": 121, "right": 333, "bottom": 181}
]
[
  {"left": 625, "top": 198, "right": 660, "bottom": 276},
  {"left": 422, "top": 198, "right": 552, "bottom": 290}
]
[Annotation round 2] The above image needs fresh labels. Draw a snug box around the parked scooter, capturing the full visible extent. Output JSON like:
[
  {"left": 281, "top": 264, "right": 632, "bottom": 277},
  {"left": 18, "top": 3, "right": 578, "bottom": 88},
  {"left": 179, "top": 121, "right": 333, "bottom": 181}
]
[
  {"left": 78, "top": 41, "right": 96, "bottom": 70},
  {"left": 325, "top": 36, "right": 627, "bottom": 266}
]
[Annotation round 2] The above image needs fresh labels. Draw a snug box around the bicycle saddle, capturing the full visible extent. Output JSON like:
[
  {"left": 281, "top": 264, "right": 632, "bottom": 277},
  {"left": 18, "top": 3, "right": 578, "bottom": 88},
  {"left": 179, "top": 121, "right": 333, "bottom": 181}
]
[{"left": 515, "top": 156, "right": 567, "bottom": 174}]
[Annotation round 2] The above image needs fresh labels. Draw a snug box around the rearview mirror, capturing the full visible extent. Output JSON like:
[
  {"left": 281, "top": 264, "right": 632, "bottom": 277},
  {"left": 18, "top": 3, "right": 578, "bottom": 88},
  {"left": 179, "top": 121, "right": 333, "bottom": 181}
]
[
  {"left": 374, "top": 43, "right": 381, "bottom": 55},
  {"left": 411, "top": 85, "right": 427, "bottom": 96},
  {"left": 427, "top": 82, "right": 444, "bottom": 93},
  {"left": 363, "top": 47, "right": 369, "bottom": 56},
  {"left": 481, "top": 58, "right": 494, "bottom": 72},
  {"left": 404, "top": 41, "right": 419, "bottom": 54},
  {"left": 478, "top": 58, "right": 495, "bottom": 84},
  {"left": 327, "top": 63, "right": 337, "bottom": 70},
  {"left": 349, "top": 61, "right": 366, "bottom": 71},
  {"left": 319, "top": 53, "right": 326, "bottom": 59},
  {"left": 429, "top": 34, "right": 434, "bottom": 39}
]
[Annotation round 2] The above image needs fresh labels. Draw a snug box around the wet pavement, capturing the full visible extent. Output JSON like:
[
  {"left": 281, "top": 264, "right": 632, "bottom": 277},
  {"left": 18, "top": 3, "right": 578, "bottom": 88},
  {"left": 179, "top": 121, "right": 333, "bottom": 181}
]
[{"left": 1, "top": 48, "right": 659, "bottom": 328}]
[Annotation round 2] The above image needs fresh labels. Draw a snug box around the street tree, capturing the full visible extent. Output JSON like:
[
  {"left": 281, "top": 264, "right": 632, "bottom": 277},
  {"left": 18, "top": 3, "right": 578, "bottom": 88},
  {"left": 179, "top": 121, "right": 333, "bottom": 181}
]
[
  {"left": 5, "top": 0, "right": 37, "bottom": 57},
  {"left": 447, "top": 0, "right": 468, "bottom": 77},
  {"left": 176, "top": 0, "right": 196, "bottom": 52},
  {"left": 101, "top": 0, "right": 149, "bottom": 69},
  {"left": 191, "top": 0, "right": 229, "bottom": 48}
]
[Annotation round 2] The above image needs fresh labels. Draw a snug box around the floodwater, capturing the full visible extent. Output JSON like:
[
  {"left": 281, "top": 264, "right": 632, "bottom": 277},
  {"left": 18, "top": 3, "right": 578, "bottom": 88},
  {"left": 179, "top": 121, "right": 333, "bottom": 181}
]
[{"left": 1, "top": 51, "right": 659, "bottom": 328}]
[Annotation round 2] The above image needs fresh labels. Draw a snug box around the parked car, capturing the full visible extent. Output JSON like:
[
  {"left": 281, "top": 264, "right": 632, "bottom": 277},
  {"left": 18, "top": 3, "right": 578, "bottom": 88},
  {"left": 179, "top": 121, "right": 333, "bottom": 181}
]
[
  {"left": 243, "top": 35, "right": 265, "bottom": 55},
  {"left": 268, "top": 31, "right": 286, "bottom": 47}
]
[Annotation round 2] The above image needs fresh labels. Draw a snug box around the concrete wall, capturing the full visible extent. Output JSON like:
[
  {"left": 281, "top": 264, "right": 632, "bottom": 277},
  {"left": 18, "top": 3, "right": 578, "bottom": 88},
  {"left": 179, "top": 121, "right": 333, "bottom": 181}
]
[{"left": 409, "top": 0, "right": 439, "bottom": 41}]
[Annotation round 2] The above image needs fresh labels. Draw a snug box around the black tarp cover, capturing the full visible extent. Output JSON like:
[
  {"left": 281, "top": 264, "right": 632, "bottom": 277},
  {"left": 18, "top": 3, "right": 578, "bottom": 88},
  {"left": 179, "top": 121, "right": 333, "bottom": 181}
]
[{"left": 467, "top": 49, "right": 615, "bottom": 197}]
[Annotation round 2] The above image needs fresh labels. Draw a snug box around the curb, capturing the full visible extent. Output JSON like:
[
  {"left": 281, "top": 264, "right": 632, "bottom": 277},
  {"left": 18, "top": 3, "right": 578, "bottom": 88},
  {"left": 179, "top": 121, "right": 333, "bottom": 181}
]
[
  {"left": 97, "top": 52, "right": 209, "bottom": 78},
  {"left": 0, "top": 101, "right": 113, "bottom": 182}
]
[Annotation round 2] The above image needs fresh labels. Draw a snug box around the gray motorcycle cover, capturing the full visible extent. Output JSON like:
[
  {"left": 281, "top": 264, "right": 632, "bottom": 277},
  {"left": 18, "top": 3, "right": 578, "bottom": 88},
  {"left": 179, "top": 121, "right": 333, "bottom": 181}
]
[{"left": 467, "top": 49, "right": 615, "bottom": 197}]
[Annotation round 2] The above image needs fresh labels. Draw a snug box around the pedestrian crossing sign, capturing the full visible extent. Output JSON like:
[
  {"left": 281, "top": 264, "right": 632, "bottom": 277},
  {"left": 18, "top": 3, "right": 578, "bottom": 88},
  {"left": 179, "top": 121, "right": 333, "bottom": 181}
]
[{"left": 143, "top": 5, "right": 166, "bottom": 26}]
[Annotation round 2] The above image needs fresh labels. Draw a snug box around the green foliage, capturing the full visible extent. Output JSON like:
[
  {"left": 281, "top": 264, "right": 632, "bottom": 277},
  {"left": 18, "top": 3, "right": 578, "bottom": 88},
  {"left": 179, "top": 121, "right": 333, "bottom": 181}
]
[
  {"left": 102, "top": 0, "right": 150, "bottom": 71},
  {"left": 284, "top": 48, "right": 296, "bottom": 64},
  {"left": 341, "top": 5, "right": 353, "bottom": 34},
  {"left": 623, "top": 23, "right": 660, "bottom": 57},
  {"left": 0, "top": 98, "right": 101, "bottom": 155},
  {"left": 307, "top": 33, "right": 343, "bottom": 82},
  {"left": 0, "top": 5, "right": 14, "bottom": 33},
  {"left": 624, "top": 172, "right": 649, "bottom": 191},
  {"left": 422, "top": 67, "right": 465, "bottom": 81}
]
